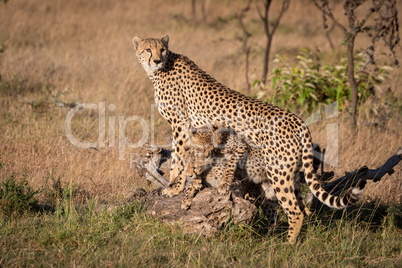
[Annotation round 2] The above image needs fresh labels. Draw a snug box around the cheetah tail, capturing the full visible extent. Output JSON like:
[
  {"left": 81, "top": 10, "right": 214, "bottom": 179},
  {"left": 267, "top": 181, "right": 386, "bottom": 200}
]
[{"left": 301, "top": 128, "right": 362, "bottom": 209}]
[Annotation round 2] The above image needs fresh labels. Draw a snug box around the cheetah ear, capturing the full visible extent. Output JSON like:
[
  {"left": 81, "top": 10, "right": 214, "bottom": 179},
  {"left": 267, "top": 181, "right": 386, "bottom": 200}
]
[
  {"left": 161, "top": 35, "right": 169, "bottom": 46},
  {"left": 132, "top": 36, "right": 142, "bottom": 51}
]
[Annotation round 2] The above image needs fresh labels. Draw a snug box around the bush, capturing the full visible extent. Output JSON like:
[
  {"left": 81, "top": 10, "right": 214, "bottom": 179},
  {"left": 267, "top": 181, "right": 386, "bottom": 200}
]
[
  {"left": 0, "top": 175, "right": 40, "bottom": 218},
  {"left": 259, "top": 49, "right": 392, "bottom": 114}
]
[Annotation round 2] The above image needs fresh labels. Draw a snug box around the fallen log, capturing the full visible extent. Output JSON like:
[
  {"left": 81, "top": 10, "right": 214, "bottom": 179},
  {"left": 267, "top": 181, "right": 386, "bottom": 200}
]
[
  {"left": 136, "top": 144, "right": 171, "bottom": 187},
  {"left": 305, "top": 147, "right": 402, "bottom": 206}
]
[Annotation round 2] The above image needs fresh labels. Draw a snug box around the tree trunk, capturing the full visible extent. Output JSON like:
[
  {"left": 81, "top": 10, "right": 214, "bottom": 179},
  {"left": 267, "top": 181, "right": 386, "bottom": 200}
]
[
  {"left": 347, "top": 35, "right": 358, "bottom": 129},
  {"left": 260, "top": 0, "right": 272, "bottom": 84},
  {"left": 262, "top": 37, "right": 272, "bottom": 84},
  {"left": 258, "top": 0, "right": 289, "bottom": 84},
  {"left": 244, "top": 47, "right": 251, "bottom": 92},
  {"left": 239, "top": 0, "right": 253, "bottom": 92},
  {"left": 191, "top": 0, "right": 196, "bottom": 20},
  {"left": 201, "top": 0, "right": 207, "bottom": 23}
]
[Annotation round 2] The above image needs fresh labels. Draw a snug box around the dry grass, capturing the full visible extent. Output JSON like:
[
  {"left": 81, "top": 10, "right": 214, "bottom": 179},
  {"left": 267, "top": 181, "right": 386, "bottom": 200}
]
[{"left": 0, "top": 0, "right": 401, "bottom": 205}]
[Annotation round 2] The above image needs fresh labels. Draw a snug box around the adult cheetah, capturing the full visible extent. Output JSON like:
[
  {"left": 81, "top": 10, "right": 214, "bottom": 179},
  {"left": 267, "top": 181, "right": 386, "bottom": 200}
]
[{"left": 132, "top": 35, "right": 363, "bottom": 243}]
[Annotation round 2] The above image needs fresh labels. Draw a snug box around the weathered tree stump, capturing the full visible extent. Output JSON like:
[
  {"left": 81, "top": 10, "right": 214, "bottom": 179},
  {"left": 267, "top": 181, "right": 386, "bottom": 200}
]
[{"left": 128, "top": 187, "right": 257, "bottom": 237}]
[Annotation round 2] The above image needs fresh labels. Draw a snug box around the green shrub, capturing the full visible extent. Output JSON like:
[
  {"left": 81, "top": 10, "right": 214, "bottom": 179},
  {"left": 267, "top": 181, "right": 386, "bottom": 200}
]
[
  {"left": 259, "top": 49, "right": 392, "bottom": 114},
  {"left": 0, "top": 174, "right": 40, "bottom": 218}
]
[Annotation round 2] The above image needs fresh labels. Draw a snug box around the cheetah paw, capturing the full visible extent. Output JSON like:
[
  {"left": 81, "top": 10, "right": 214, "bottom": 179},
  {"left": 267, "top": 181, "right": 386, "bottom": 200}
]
[
  {"left": 217, "top": 183, "right": 231, "bottom": 195},
  {"left": 304, "top": 207, "right": 313, "bottom": 217},
  {"left": 162, "top": 187, "right": 175, "bottom": 197},
  {"left": 162, "top": 186, "right": 184, "bottom": 197},
  {"left": 181, "top": 201, "right": 191, "bottom": 210}
]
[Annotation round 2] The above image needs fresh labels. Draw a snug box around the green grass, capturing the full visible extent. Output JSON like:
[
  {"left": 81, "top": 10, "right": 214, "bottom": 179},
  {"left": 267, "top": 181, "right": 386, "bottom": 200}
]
[{"left": 0, "top": 175, "right": 401, "bottom": 267}]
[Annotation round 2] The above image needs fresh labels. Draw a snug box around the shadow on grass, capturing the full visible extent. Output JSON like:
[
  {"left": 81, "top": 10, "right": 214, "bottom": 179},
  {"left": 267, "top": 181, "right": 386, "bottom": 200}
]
[{"left": 244, "top": 200, "right": 402, "bottom": 242}]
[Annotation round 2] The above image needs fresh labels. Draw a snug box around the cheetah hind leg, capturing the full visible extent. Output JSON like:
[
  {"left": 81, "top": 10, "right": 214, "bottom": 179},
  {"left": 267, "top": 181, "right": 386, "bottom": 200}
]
[
  {"left": 280, "top": 189, "right": 304, "bottom": 245},
  {"left": 261, "top": 199, "right": 278, "bottom": 226},
  {"left": 294, "top": 180, "right": 312, "bottom": 217},
  {"left": 261, "top": 182, "right": 279, "bottom": 226},
  {"left": 269, "top": 170, "right": 304, "bottom": 244}
]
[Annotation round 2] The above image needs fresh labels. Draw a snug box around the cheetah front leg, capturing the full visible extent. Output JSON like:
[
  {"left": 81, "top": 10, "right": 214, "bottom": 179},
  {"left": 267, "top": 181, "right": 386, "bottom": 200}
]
[
  {"left": 181, "top": 158, "right": 200, "bottom": 209},
  {"left": 181, "top": 176, "right": 203, "bottom": 210},
  {"left": 181, "top": 131, "right": 215, "bottom": 210},
  {"left": 162, "top": 122, "right": 191, "bottom": 197},
  {"left": 217, "top": 141, "right": 248, "bottom": 195}
]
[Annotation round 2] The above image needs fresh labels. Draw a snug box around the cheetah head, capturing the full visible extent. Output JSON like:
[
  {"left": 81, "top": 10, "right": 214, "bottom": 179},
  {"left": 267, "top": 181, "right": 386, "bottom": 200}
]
[{"left": 132, "top": 35, "right": 169, "bottom": 75}]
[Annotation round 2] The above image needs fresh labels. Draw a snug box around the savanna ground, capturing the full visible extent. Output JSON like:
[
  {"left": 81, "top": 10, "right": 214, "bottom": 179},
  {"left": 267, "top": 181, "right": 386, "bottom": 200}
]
[{"left": 0, "top": 0, "right": 401, "bottom": 266}]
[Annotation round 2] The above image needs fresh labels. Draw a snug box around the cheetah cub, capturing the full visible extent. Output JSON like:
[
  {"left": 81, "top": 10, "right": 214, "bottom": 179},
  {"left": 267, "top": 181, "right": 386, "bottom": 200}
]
[{"left": 182, "top": 126, "right": 312, "bottom": 226}]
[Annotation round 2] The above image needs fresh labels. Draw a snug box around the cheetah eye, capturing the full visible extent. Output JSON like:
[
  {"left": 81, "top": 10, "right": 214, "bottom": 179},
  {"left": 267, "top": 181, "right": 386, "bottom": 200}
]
[
  {"left": 161, "top": 48, "right": 165, "bottom": 53},
  {"left": 145, "top": 48, "right": 151, "bottom": 53}
]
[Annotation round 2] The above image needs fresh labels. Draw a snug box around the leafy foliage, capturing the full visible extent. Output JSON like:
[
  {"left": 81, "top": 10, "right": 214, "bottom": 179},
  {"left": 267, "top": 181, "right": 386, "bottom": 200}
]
[
  {"left": 0, "top": 175, "right": 40, "bottom": 218},
  {"left": 261, "top": 49, "right": 391, "bottom": 114}
]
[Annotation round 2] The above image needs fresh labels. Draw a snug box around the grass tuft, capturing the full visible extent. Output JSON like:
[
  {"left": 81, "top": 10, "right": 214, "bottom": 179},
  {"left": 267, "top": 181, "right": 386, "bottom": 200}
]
[{"left": 0, "top": 174, "right": 40, "bottom": 219}]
